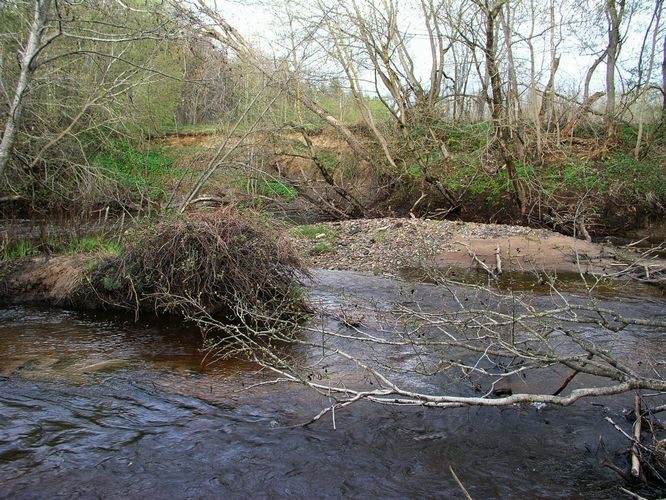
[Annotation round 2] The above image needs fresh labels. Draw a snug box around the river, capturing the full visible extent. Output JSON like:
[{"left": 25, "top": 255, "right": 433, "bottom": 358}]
[{"left": 1, "top": 270, "right": 665, "bottom": 499}]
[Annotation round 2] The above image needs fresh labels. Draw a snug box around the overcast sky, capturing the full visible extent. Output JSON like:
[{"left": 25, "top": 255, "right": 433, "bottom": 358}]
[{"left": 211, "top": 0, "right": 662, "bottom": 98}]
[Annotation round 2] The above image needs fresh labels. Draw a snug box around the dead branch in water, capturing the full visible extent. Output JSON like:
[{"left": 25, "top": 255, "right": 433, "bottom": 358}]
[{"left": 632, "top": 393, "right": 643, "bottom": 479}]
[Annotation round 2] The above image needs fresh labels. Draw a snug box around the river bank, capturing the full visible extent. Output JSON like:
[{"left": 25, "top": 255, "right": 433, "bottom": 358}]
[
  {"left": 2, "top": 217, "right": 665, "bottom": 309},
  {"left": 291, "top": 217, "right": 666, "bottom": 283}
]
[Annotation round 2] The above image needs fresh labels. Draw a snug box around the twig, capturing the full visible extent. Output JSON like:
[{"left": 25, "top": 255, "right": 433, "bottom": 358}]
[
  {"left": 626, "top": 237, "right": 649, "bottom": 248},
  {"left": 449, "top": 465, "right": 473, "bottom": 500},
  {"left": 619, "top": 487, "right": 648, "bottom": 500},
  {"left": 553, "top": 369, "right": 580, "bottom": 396},
  {"left": 631, "top": 393, "right": 642, "bottom": 478},
  {"left": 456, "top": 241, "right": 497, "bottom": 279},
  {"left": 495, "top": 244, "right": 502, "bottom": 275}
]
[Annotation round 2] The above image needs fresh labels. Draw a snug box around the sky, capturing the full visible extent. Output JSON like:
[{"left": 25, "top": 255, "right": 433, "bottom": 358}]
[{"left": 210, "top": 0, "right": 663, "bottom": 100}]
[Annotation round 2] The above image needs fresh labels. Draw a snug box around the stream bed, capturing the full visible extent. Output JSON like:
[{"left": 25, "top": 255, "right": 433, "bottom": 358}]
[{"left": 1, "top": 270, "right": 665, "bottom": 499}]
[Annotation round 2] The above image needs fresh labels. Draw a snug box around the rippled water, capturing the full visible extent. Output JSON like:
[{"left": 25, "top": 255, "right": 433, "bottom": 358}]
[{"left": 1, "top": 270, "right": 665, "bottom": 499}]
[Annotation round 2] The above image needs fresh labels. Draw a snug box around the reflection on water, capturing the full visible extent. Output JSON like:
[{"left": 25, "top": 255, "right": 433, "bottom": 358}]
[
  {"left": 0, "top": 307, "right": 223, "bottom": 382},
  {"left": 398, "top": 265, "right": 666, "bottom": 298},
  {"left": 1, "top": 270, "right": 665, "bottom": 498}
]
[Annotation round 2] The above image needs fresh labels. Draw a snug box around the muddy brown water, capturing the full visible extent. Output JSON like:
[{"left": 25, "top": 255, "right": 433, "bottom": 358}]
[{"left": 1, "top": 270, "right": 666, "bottom": 498}]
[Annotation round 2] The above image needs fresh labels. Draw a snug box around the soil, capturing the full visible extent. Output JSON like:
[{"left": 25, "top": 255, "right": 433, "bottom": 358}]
[
  {"left": 291, "top": 217, "right": 666, "bottom": 279},
  {"left": 0, "top": 254, "right": 97, "bottom": 308}
]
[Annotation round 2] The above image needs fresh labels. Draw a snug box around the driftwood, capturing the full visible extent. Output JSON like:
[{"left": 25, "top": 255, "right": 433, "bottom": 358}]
[{"left": 632, "top": 394, "right": 643, "bottom": 478}]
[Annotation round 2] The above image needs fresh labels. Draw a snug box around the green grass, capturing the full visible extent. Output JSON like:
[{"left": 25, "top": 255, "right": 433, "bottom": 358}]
[
  {"left": 240, "top": 177, "right": 299, "bottom": 202},
  {"left": 537, "top": 155, "right": 666, "bottom": 198},
  {"left": 311, "top": 241, "right": 333, "bottom": 254},
  {"left": 299, "top": 95, "right": 392, "bottom": 128},
  {"left": 443, "top": 122, "right": 493, "bottom": 153},
  {"left": 601, "top": 155, "right": 666, "bottom": 196},
  {"left": 94, "top": 141, "right": 182, "bottom": 200},
  {"left": 0, "top": 240, "right": 40, "bottom": 261},
  {"left": 0, "top": 236, "right": 121, "bottom": 262},
  {"left": 290, "top": 224, "right": 338, "bottom": 255},
  {"left": 159, "top": 123, "right": 223, "bottom": 136},
  {"left": 63, "top": 236, "right": 122, "bottom": 256},
  {"left": 290, "top": 224, "right": 337, "bottom": 239}
]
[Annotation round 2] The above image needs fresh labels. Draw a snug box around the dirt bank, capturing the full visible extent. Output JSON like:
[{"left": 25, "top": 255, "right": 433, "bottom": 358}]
[
  {"left": 291, "top": 218, "right": 666, "bottom": 281},
  {"left": 0, "top": 255, "right": 97, "bottom": 308}
]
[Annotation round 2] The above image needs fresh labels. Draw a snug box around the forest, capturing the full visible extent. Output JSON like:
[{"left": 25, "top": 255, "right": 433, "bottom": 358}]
[{"left": 0, "top": 0, "right": 663, "bottom": 232}]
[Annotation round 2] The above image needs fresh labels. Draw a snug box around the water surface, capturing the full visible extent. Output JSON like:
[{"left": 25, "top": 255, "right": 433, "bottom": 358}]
[{"left": 1, "top": 270, "right": 665, "bottom": 499}]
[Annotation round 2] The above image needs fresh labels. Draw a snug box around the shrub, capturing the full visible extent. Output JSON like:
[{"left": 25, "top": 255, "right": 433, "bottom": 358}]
[{"left": 85, "top": 208, "right": 309, "bottom": 330}]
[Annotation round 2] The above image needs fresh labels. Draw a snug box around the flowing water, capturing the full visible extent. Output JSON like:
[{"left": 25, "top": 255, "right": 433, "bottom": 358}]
[{"left": 1, "top": 270, "right": 665, "bottom": 499}]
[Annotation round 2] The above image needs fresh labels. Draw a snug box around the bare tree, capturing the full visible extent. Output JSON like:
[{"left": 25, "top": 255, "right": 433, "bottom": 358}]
[
  {"left": 0, "top": 0, "right": 52, "bottom": 178},
  {"left": 171, "top": 0, "right": 374, "bottom": 166},
  {"left": 604, "top": 0, "right": 627, "bottom": 142},
  {"left": 0, "top": 0, "right": 185, "bottom": 209},
  {"left": 663, "top": 32, "right": 666, "bottom": 122},
  {"left": 634, "top": 0, "right": 663, "bottom": 157}
]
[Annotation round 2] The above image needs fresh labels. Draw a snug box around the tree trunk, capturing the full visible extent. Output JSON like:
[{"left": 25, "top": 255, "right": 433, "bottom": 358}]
[
  {"left": 0, "top": 0, "right": 53, "bottom": 179},
  {"left": 634, "top": 1, "right": 662, "bottom": 159},
  {"left": 481, "top": 1, "right": 527, "bottom": 215},
  {"left": 604, "top": 0, "right": 625, "bottom": 143},
  {"left": 662, "top": 33, "right": 666, "bottom": 124}
]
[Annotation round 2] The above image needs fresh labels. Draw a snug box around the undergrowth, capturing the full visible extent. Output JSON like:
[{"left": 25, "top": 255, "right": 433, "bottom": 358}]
[
  {"left": 240, "top": 176, "right": 299, "bottom": 202},
  {"left": 0, "top": 236, "right": 121, "bottom": 262},
  {"left": 94, "top": 141, "right": 181, "bottom": 200}
]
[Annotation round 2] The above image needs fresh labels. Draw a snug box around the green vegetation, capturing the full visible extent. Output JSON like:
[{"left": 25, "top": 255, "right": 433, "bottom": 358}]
[
  {"left": 160, "top": 124, "right": 224, "bottom": 136},
  {"left": 63, "top": 236, "right": 122, "bottom": 256},
  {"left": 312, "top": 241, "right": 333, "bottom": 254},
  {"left": 94, "top": 142, "right": 181, "bottom": 200},
  {"left": 297, "top": 95, "right": 392, "bottom": 128},
  {"left": 0, "top": 236, "right": 121, "bottom": 262},
  {"left": 0, "top": 240, "right": 40, "bottom": 261},
  {"left": 290, "top": 224, "right": 338, "bottom": 255},
  {"left": 601, "top": 155, "right": 666, "bottom": 197},
  {"left": 443, "top": 122, "right": 493, "bottom": 153},
  {"left": 241, "top": 177, "right": 299, "bottom": 202},
  {"left": 290, "top": 224, "right": 337, "bottom": 240}
]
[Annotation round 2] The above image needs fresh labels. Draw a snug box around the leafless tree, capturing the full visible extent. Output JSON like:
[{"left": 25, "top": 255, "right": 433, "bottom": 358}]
[{"left": 0, "top": 0, "right": 184, "bottom": 207}]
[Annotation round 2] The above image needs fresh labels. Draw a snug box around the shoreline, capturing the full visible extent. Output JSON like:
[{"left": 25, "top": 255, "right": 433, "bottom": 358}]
[{"left": 291, "top": 217, "right": 665, "bottom": 282}]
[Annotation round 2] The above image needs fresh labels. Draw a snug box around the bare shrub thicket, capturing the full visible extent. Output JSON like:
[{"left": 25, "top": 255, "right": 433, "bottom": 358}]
[{"left": 84, "top": 208, "right": 309, "bottom": 329}]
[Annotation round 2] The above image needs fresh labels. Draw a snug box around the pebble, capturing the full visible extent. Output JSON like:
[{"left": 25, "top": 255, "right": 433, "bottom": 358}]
[{"left": 292, "top": 217, "right": 558, "bottom": 275}]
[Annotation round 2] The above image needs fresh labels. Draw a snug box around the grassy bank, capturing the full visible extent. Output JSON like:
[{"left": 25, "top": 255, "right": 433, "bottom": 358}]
[{"left": 0, "top": 235, "right": 122, "bottom": 262}]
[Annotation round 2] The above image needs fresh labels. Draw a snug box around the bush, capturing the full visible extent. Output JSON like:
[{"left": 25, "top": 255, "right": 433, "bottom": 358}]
[{"left": 85, "top": 209, "right": 309, "bottom": 330}]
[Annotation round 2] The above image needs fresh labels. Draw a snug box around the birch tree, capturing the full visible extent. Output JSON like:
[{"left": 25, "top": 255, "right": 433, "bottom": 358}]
[{"left": 0, "top": 0, "right": 52, "bottom": 178}]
